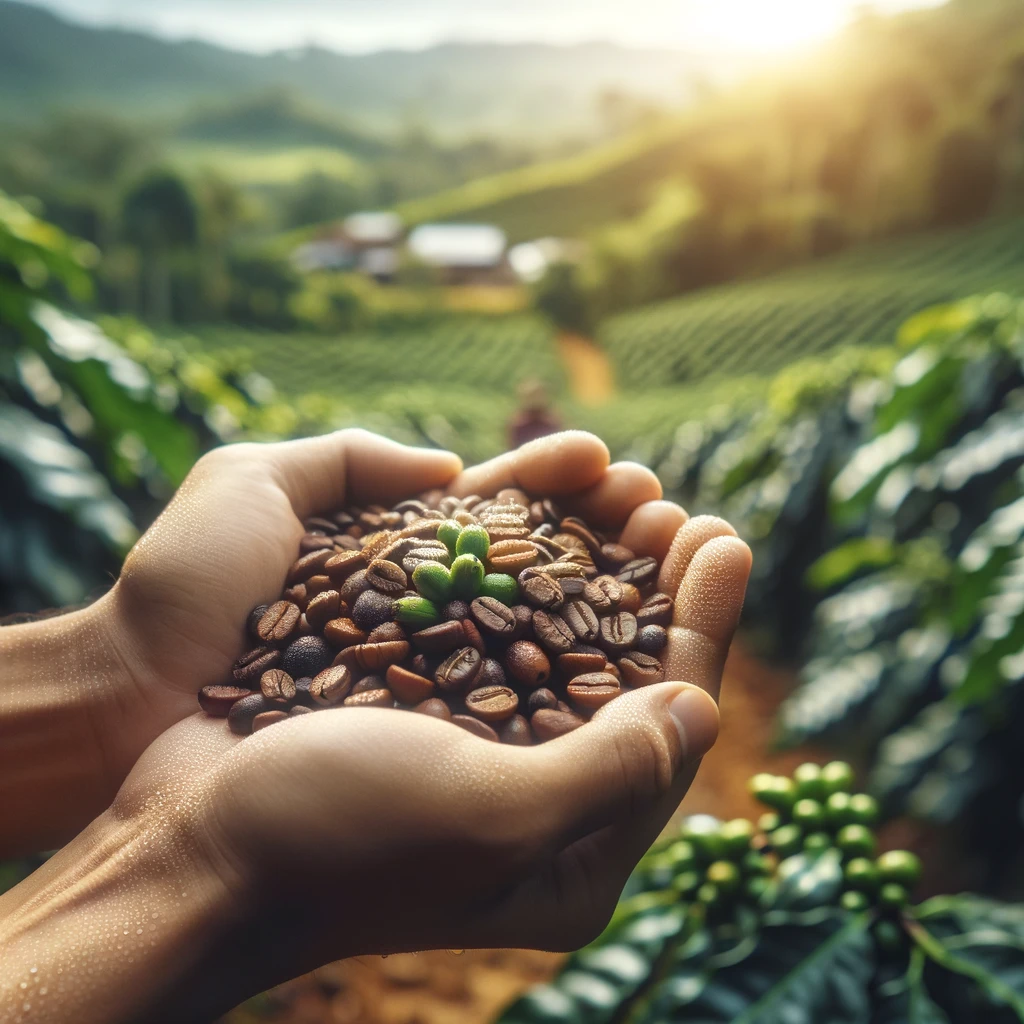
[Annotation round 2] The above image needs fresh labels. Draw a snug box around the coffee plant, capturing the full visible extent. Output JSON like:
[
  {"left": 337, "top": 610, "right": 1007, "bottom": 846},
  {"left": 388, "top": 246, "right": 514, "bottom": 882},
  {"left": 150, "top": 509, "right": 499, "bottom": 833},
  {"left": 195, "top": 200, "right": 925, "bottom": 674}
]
[{"left": 500, "top": 762, "right": 1024, "bottom": 1024}]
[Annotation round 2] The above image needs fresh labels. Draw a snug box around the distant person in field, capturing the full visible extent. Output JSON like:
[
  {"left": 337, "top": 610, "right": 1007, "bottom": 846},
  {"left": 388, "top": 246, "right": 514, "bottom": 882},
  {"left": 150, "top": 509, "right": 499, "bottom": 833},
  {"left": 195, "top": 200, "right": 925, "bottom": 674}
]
[{"left": 509, "top": 378, "right": 562, "bottom": 448}]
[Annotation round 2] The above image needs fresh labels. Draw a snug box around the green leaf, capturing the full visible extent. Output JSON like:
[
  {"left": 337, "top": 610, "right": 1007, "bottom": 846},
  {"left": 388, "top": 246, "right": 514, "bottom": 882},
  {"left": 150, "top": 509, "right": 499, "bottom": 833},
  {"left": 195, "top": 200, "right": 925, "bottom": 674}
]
[
  {"left": 873, "top": 948, "right": 952, "bottom": 1024},
  {"left": 807, "top": 537, "right": 899, "bottom": 591}
]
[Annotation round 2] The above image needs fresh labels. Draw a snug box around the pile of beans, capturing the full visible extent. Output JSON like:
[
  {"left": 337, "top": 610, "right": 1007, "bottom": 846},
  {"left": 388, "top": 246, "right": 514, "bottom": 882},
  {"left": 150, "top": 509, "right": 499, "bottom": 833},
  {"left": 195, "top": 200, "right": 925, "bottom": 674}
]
[{"left": 198, "top": 489, "right": 674, "bottom": 744}]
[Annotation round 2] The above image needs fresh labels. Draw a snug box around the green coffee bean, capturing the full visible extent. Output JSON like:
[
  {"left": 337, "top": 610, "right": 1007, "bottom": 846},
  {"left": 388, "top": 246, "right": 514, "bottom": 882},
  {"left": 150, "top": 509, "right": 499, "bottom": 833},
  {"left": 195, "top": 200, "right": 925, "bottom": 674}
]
[
  {"left": 696, "top": 882, "right": 720, "bottom": 906},
  {"left": 392, "top": 596, "right": 441, "bottom": 630},
  {"left": 672, "top": 870, "right": 702, "bottom": 896},
  {"left": 770, "top": 824, "right": 803, "bottom": 858},
  {"left": 456, "top": 524, "right": 490, "bottom": 560},
  {"left": 437, "top": 519, "right": 462, "bottom": 554},
  {"left": 741, "top": 851, "right": 771, "bottom": 876},
  {"left": 821, "top": 760, "right": 855, "bottom": 795},
  {"left": 792, "top": 798, "right": 824, "bottom": 829},
  {"left": 843, "top": 857, "right": 880, "bottom": 892},
  {"left": 479, "top": 572, "right": 519, "bottom": 605},
  {"left": 681, "top": 815, "right": 727, "bottom": 861},
  {"left": 825, "top": 791, "right": 852, "bottom": 827},
  {"left": 803, "top": 831, "right": 832, "bottom": 854},
  {"left": 876, "top": 850, "right": 922, "bottom": 887},
  {"left": 836, "top": 824, "right": 876, "bottom": 859},
  {"left": 840, "top": 890, "right": 871, "bottom": 912},
  {"left": 878, "top": 882, "right": 908, "bottom": 910},
  {"left": 848, "top": 793, "right": 879, "bottom": 826},
  {"left": 744, "top": 876, "right": 771, "bottom": 903},
  {"left": 450, "top": 553, "right": 486, "bottom": 599},
  {"left": 719, "top": 818, "right": 756, "bottom": 857},
  {"left": 793, "top": 762, "right": 825, "bottom": 800},
  {"left": 758, "top": 811, "right": 781, "bottom": 833},
  {"left": 666, "top": 840, "right": 698, "bottom": 872},
  {"left": 750, "top": 774, "right": 796, "bottom": 812},
  {"left": 412, "top": 562, "right": 454, "bottom": 604},
  {"left": 706, "top": 861, "right": 741, "bottom": 894}
]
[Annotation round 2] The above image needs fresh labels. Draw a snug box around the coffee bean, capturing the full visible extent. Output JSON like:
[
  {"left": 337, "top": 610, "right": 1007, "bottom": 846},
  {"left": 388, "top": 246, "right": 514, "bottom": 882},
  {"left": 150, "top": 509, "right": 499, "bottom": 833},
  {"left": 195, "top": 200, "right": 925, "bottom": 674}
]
[
  {"left": 261, "top": 668, "right": 297, "bottom": 702},
  {"left": 232, "top": 645, "right": 281, "bottom": 684},
  {"left": 618, "top": 652, "right": 665, "bottom": 687},
  {"left": 282, "top": 583, "right": 308, "bottom": 609},
  {"left": 366, "top": 559, "right": 408, "bottom": 595},
  {"left": 414, "top": 698, "right": 452, "bottom": 721},
  {"left": 344, "top": 689, "right": 394, "bottom": 709},
  {"left": 477, "top": 657, "right": 507, "bottom": 688},
  {"left": 300, "top": 533, "right": 335, "bottom": 554},
  {"left": 527, "top": 688, "right": 559, "bottom": 714},
  {"left": 566, "top": 672, "right": 622, "bottom": 711},
  {"left": 199, "top": 685, "right": 254, "bottom": 717},
  {"left": 386, "top": 664, "right": 435, "bottom": 704},
  {"left": 325, "top": 550, "right": 367, "bottom": 584},
  {"left": 496, "top": 487, "right": 530, "bottom": 507},
  {"left": 510, "top": 604, "right": 533, "bottom": 639},
  {"left": 304, "top": 516, "right": 339, "bottom": 533},
  {"left": 603, "top": 662, "right": 622, "bottom": 681},
  {"left": 257, "top": 601, "right": 301, "bottom": 643},
  {"left": 531, "top": 709, "right": 584, "bottom": 742},
  {"left": 323, "top": 618, "right": 367, "bottom": 650},
  {"left": 599, "top": 612, "right": 639, "bottom": 655},
  {"left": 246, "top": 605, "right": 269, "bottom": 642},
  {"left": 616, "top": 557, "right": 658, "bottom": 589},
  {"left": 465, "top": 685, "right": 519, "bottom": 722},
  {"left": 559, "top": 517, "right": 603, "bottom": 555},
  {"left": 505, "top": 640, "right": 551, "bottom": 687},
  {"left": 552, "top": 532, "right": 590, "bottom": 555},
  {"left": 305, "top": 590, "right": 342, "bottom": 631},
  {"left": 411, "top": 619, "right": 466, "bottom": 655},
  {"left": 618, "top": 583, "right": 642, "bottom": 615},
  {"left": 636, "top": 624, "right": 669, "bottom": 655},
  {"left": 452, "top": 715, "right": 500, "bottom": 741},
  {"left": 562, "top": 600, "right": 600, "bottom": 643},
  {"left": 435, "top": 646, "right": 483, "bottom": 694},
  {"left": 487, "top": 539, "right": 540, "bottom": 575},
  {"left": 461, "top": 617, "right": 486, "bottom": 654},
  {"left": 470, "top": 596, "right": 517, "bottom": 637},
  {"left": 403, "top": 542, "right": 451, "bottom": 575},
  {"left": 598, "top": 543, "right": 635, "bottom": 571},
  {"left": 351, "top": 675, "right": 387, "bottom": 695},
  {"left": 556, "top": 700, "right": 574, "bottom": 714},
  {"left": 560, "top": 576, "right": 588, "bottom": 598},
  {"left": 290, "top": 705, "right": 315, "bottom": 717},
  {"left": 442, "top": 599, "right": 470, "bottom": 621},
  {"left": 281, "top": 636, "right": 333, "bottom": 678},
  {"left": 531, "top": 522, "right": 555, "bottom": 539},
  {"left": 532, "top": 611, "right": 576, "bottom": 654},
  {"left": 500, "top": 714, "right": 533, "bottom": 745},
  {"left": 339, "top": 569, "right": 372, "bottom": 605},
  {"left": 228, "top": 693, "right": 274, "bottom": 735},
  {"left": 557, "top": 651, "right": 608, "bottom": 679},
  {"left": 520, "top": 571, "right": 564, "bottom": 610},
  {"left": 310, "top": 665, "right": 352, "bottom": 706},
  {"left": 361, "top": 529, "right": 400, "bottom": 562},
  {"left": 584, "top": 576, "right": 623, "bottom": 613},
  {"left": 304, "top": 575, "right": 333, "bottom": 600},
  {"left": 334, "top": 535, "right": 361, "bottom": 551},
  {"left": 293, "top": 676, "right": 313, "bottom": 705},
  {"left": 253, "top": 710, "right": 290, "bottom": 732},
  {"left": 529, "top": 500, "right": 546, "bottom": 526},
  {"left": 394, "top": 498, "right": 430, "bottom": 517},
  {"left": 637, "top": 592, "right": 674, "bottom": 627},
  {"left": 287, "top": 549, "right": 335, "bottom": 585},
  {"left": 349, "top": 640, "right": 411, "bottom": 672},
  {"left": 367, "top": 621, "right": 407, "bottom": 644},
  {"left": 351, "top": 590, "right": 396, "bottom": 632},
  {"left": 410, "top": 653, "right": 434, "bottom": 677}
]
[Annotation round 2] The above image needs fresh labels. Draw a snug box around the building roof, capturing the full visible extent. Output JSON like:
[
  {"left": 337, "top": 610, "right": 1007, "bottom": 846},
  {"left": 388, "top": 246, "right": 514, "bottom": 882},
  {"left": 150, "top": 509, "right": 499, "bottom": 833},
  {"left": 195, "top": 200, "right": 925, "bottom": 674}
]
[
  {"left": 342, "top": 211, "right": 403, "bottom": 246},
  {"left": 408, "top": 223, "right": 507, "bottom": 269}
]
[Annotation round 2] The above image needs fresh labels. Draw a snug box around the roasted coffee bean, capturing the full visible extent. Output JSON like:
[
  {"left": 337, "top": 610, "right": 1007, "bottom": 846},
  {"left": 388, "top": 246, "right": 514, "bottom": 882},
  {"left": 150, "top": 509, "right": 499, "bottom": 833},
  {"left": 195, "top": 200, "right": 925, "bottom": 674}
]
[
  {"left": 367, "top": 621, "right": 406, "bottom": 644},
  {"left": 305, "top": 590, "right": 342, "bottom": 631},
  {"left": 199, "top": 685, "right": 254, "bottom": 717},
  {"left": 585, "top": 576, "right": 623, "bottom": 612},
  {"left": 531, "top": 709, "right": 584, "bottom": 741},
  {"left": 414, "top": 698, "right": 452, "bottom": 721},
  {"left": 505, "top": 640, "right": 551, "bottom": 687},
  {"left": 228, "top": 693, "right": 274, "bottom": 735},
  {"left": 247, "top": 604, "right": 269, "bottom": 642},
  {"left": 510, "top": 604, "right": 533, "bottom": 639},
  {"left": 344, "top": 689, "right": 394, "bottom": 709},
  {"left": 462, "top": 617, "right": 486, "bottom": 655},
  {"left": 487, "top": 539, "right": 540, "bottom": 574},
  {"left": 531, "top": 522, "right": 555, "bottom": 540},
  {"left": 325, "top": 550, "right": 366, "bottom": 584},
  {"left": 300, "top": 533, "right": 335, "bottom": 554},
  {"left": 232, "top": 646, "right": 281, "bottom": 684},
  {"left": 253, "top": 710, "right": 290, "bottom": 732},
  {"left": 334, "top": 534, "right": 361, "bottom": 551},
  {"left": 287, "top": 549, "right": 335, "bottom": 585},
  {"left": 410, "top": 653, "right": 434, "bottom": 677},
  {"left": 560, "top": 576, "right": 588, "bottom": 598},
  {"left": 293, "top": 676, "right": 313, "bottom": 705},
  {"left": 282, "top": 583, "right": 308, "bottom": 609},
  {"left": 304, "top": 575, "right": 333, "bottom": 600},
  {"left": 603, "top": 662, "right": 622, "bottom": 682},
  {"left": 465, "top": 685, "right": 519, "bottom": 723},
  {"left": 618, "top": 652, "right": 665, "bottom": 687},
  {"left": 305, "top": 516, "right": 339, "bottom": 534},
  {"left": 559, "top": 517, "right": 603, "bottom": 555},
  {"left": 562, "top": 600, "right": 600, "bottom": 643},
  {"left": 616, "top": 557, "right": 658, "bottom": 589},
  {"left": 636, "top": 624, "right": 669, "bottom": 655},
  {"left": 552, "top": 532, "right": 589, "bottom": 555},
  {"left": 310, "top": 665, "right": 352, "bottom": 706},
  {"left": 500, "top": 714, "right": 533, "bottom": 746},
  {"left": 361, "top": 529, "right": 398, "bottom": 562},
  {"left": 536, "top": 561, "right": 587, "bottom": 582},
  {"left": 452, "top": 715, "right": 500, "bottom": 741},
  {"left": 261, "top": 668, "right": 297, "bottom": 702},
  {"left": 476, "top": 657, "right": 507, "bottom": 688},
  {"left": 290, "top": 705, "right": 315, "bottom": 717},
  {"left": 619, "top": 583, "right": 642, "bottom": 614},
  {"left": 529, "top": 500, "right": 546, "bottom": 526},
  {"left": 281, "top": 636, "right": 333, "bottom": 678},
  {"left": 339, "top": 568, "right": 372, "bottom": 605},
  {"left": 351, "top": 590, "right": 396, "bottom": 632},
  {"left": 386, "top": 664, "right": 435, "bottom": 704},
  {"left": 496, "top": 487, "right": 530, "bottom": 507},
  {"left": 333, "top": 510, "right": 356, "bottom": 528},
  {"left": 637, "top": 592, "right": 674, "bottom": 628},
  {"left": 403, "top": 543, "right": 451, "bottom": 575},
  {"left": 598, "top": 543, "right": 635, "bottom": 571},
  {"left": 323, "top": 617, "right": 366, "bottom": 650},
  {"left": 351, "top": 675, "right": 387, "bottom": 695},
  {"left": 470, "top": 596, "right": 517, "bottom": 637},
  {"left": 599, "top": 612, "right": 639, "bottom": 654},
  {"left": 394, "top": 499, "right": 430, "bottom": 517},
  {"left": 366, "top": 559, "right": 408, "bottom": 595},
  {"left": 557, "top": 651, "right": 608, "bottom": 679},
  {"left": 257, "top": 601, "right": 301, "bottom": 643},
  {"left": 566, "top": 672, "right": 622, "bottom": 711},
  {"left": 435, "top": 646, "right": 483, "bottom": 694},
  {"left": 527, "top": 688, "right": 559, "bottom": 714},
  {"left": 532, "top": 610, "right": 576, "bottom": 654},
  {"left": 349, "top": 640, "right": 410, "bottom": 672},
  {"left": 442, "top": 599, "right": 470, "bottom": 622},
  {"left": 411, "top": 619, "right": 466, "bottom": 654},
  {"left": 520, "top": 572, "right": 564, "bottom": 610}
]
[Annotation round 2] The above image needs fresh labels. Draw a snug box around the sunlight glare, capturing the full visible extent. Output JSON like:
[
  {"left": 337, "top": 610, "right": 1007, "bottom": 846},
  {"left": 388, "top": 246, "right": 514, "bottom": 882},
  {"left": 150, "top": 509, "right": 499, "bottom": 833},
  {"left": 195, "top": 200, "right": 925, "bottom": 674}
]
[{"left": 686, "top": 0, "right": 852, "bottom": 54}]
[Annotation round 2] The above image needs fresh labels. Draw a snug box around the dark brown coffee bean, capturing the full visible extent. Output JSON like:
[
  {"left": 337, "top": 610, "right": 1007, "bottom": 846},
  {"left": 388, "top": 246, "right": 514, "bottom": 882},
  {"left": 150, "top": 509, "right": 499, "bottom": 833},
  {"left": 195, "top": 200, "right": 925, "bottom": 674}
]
[
  {"left": 310, "top": 665, "right": 352, "bottom": 705},
  {"left": 559, "top": 516, "right": 603, "bottom": 555},
  {"left": 350, "top": 675, "right": 387, "bottom": 695},
  {"left": 558, "top": 551, "right": 598, "bottom": 578},
  {"left": 442, "top": 600, "right": 470, "bottom": 622},
  {"left": 520, "top": 572, "right": 564, "bottom": 611},
  {"left": 527, "top": 688, "right": 559, "bottom": 714},
  {"left": 323, "top": 618, "right": 366, "bottom": 650},
  {"left": 636, "top": 624, "right": 669, "bottom": 655},
  {"left": 531, "top": 522, "right": 555, "bottom": 539},
  {"left": 300, "top": 533, "right": 336, "bottom": 554},
  {"left": 532, "top": 611, "right": 576, "bottom": 654},
  {"left": 560, "top": 576, "right": 588, "bottom": 598},
  {"left": 452, "top": 715, "right": 500, "bottom": 742},
  {"left": 462, "top": 618, "right": 486, "bottom": 655},
  {"left": 531, "top": 709, "right": 584, "bottom": 742},
  {"left": 566, "top": 672, "right": 622, "bottom": 711},
  {"left": 470, "top": 596, "right": 517, "bottom": 637},
  {"left": 253, "top": 710, "right": 290, "bottom": 732},
  {"left": 349, "top": 641, "right": 410, "bottom": 672},
  {"left": 281, "top": 636, "right": 333, "bottom": 678},
  {"left": 325, "top": 550, "right": 367, "bottom": 585},
  {"left": 557, "top": 651, "right": 608, "bottom": 679},
  {"left": 339, "top": 569, "right": 372, "bottom": 605},
  {"left": 257, "top": 601, "right": 301, "bottom": 643},
  {"left": 293, "top": 676, "right": 313, "bottom": 705},
  {"left": 500, "top": 714, "right": 533, "bottom": 745},
  {"left": 305, "top": 516, "right": 339, "bottom": 533},
  {"left": 505, "top": 640, "right": 551, "bottom": 687},
  {"left": 410, "top": 653, "right": 434, "bottom": 677},
  {"left": 552, "top": 532, "right": 590, "bottom": 557},
  {"left": 557, "top": 700, "right": 574, "bottom": 714},
  {"left": 618, "top": 652, "right": 665, "bottom": 687},
  {"left": 344, "top": 688, "right": 394, "bottom": 709},
  {"left": 584, "top": 576, "right": 623, "bottom": 613},
  {"left": 487, "top": 539, "right": 540, "bottom": 575},
  {"left": 465, "top": 685, "right": 519, "bottom": 723},
  {"left": 305, "top": 590, "right": 342, "bottom": 631},
  {"left": 562, "top": 600, "right": 600, "bottom": 643},
  {"left": 228, "top": 693, "right": 273, "bottom": 735},
  {"left": 199, "top": 685, "right": 254, "bottom": 717},
  {"left": 386, "top": 664, "right": 435, "bottom": 704},
  {"left": 598, "top": 543, "right": 635, "bottom": 571},
  {"left": 367, "top": 621, "right": 406, "bottom": 644},
  {"left": 603, "top": 662, "right": 622, "bottom": 681},
  {"left": 411, "top": 619, "right": 466, "bottom": 655},
  {"left": 232, "top": 646, "right": 281, "bottom": 684},
  {"left": 304, "top": 575, "right": 333, "bottom": 601},
  {"left": 261, "top": 668, "right": 297, "bottom": 702},
  {"left": 366, "top": 559, "right": 408, "bottom": 595},
  {"left": 599, "top": 612, "right": 638, "bottom": 655},
  {"left": 282, "top": 583, "right": 308, "bottom": 609},
  {"left": 394, "top": 498, "right": 430, "bottom": 517},
  {"left": 351, "top": 590, "right": 395, "bottom": 632},
  {"left": 477, "top": 657, "right": 507, "bottom": 688},
  {"left": 616, "top": 557, "right": 658, "bottom": 589},
  {"left": 287, "top": 549, "right": 335, "bottom": 585},
  {"left": 510, "top": 604, "right": 533, "bottom": 640},
  {"left": 637, "top": 592, "right": 674, "bottom": 628},
  {"left": 535, "top": 561, "right": 587, "bottom": 582},
  {"left": 529, "top": 500, "right": 546, "bottom": 526},
  {"left": 334, "top": 534, "right": 361, "bottom": 551},
  {"left": 436, "top": 646, "right": 483, "bottom": 694},
  {"left": 246, "top": 605, "right": 269, "bottom": 642},
  {"left": 403, "top": 546, "right": 451, "bottom": 575},
  {"left": 414, "top": 697, "right": 452, "bottom": 721},
  {"left": 290, "top": 705, "right": 315, "bottom": 717},
  {"left": 619, "top": 583, "right": 642, "bottom": 614}
]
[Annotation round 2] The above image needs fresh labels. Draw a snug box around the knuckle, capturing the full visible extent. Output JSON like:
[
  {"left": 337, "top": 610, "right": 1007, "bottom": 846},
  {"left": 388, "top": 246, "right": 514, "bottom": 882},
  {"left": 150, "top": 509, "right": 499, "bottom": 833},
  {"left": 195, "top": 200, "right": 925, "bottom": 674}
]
[{"left": 610, "top": 718, "right": 678, "bottom": 812}]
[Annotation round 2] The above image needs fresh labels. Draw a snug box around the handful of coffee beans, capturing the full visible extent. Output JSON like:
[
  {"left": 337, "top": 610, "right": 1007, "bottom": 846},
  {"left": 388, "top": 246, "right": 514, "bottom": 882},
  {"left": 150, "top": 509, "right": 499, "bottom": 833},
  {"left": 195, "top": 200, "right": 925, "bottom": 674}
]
[{"left": 199, "top": 489, "right": 674, "bottom": 744}]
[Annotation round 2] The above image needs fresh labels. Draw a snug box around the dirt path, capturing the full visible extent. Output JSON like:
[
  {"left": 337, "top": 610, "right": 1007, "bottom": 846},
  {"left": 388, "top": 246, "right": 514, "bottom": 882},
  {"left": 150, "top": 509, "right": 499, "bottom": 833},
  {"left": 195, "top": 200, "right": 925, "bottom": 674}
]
[{"left": 557, "top": 332, "right": 615, "bottom": 404}]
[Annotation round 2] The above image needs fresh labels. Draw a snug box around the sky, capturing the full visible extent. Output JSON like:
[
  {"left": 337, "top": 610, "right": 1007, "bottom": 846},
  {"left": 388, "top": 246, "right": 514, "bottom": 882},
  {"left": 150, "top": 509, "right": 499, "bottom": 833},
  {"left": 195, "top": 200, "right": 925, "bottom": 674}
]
[{"left": 17, "top": 0, "right": 945, "bottom": 54}]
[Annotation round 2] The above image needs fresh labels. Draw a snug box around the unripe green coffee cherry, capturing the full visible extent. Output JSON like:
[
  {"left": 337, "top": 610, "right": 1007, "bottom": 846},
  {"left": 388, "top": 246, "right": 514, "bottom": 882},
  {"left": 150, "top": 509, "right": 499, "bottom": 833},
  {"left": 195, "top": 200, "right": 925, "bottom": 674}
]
[
  {"left": 803, "top": 831, "right": 832, "bottom": 854},
  {"left": 680, "top": 815, "right": 726, "bottom": 861},
  {"left": 793, "top": 762, "right": 825, "bottom": 800},
  {"left": 450, "top": 553, "right": 485, "bottom": 599},
  {"left": 750, "top": 774, "right": 796, "bottom": 812},
  {"left": 706, "top": 860, "right": 741, "bottom": 894},
  {"left": 836, "top": 824, "right": 876, "bottom": 859},
  {"left": 744, "top": 876, "right": 771, "bottom": 903},
  {"left": 666, "top": 840, "right": 698, "bottom": 872},
  {"left": 758, "top": 811, "right": 781, "bottom": 833},
  {"left": 696, "top": 882, "right": 720, "bottom": 906},
  {"left": 848, "top": 793, "right": 880, "bottom": 826},
  {"left": 843, "top": 857, "right": 880, "bottom": 892},
  {"left": 479, "top": 572, "right": 519, "bottom": 605},
  {"left": 820, "top": 760, "right": 855, "bottom": 796},
  {"left": 770, "top": 824, "right": 804, "bottom": 858},
  {"left": 876, "top": 850, "right": 922, "bottom": 888},
  {"left": 672, "top": 870, "right": 702, "bottom": 897},
  {"left": 437, "top": 519, "right": 462, "bottom": 554},
  {"left": 879, "top": 882, "right": 909, "bottom": 910},
  {"left": 825, "top": 791, "right": 853, "bottom": 827},
  {"left": 412, "top": 562, "right": 454, "bottom": 604},
  {"left": 456, "top": 524, "right": 490, "bottom": 560},
  {"left": 719, "top": 818, "right": 756, "bottom": 857},
  {"left": 742, "top": 851, "right": 771, "bottom": 876},
  {"left": 792, "top": 798, "right": 824, "bottom": 830},
  {"left": 840, "top": 890, "right": 871, "bottom": 912},
  {"left": 392, "top": 596, "right": 440, "bottom": 630}
]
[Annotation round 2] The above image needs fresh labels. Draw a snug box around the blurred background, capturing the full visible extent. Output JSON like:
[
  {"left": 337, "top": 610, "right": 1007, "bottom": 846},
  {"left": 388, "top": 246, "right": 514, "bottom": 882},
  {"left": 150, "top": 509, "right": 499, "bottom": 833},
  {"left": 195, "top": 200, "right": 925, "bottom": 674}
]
[{"left": 3, "top": 0, "right": 1024, "bottom": 1020}]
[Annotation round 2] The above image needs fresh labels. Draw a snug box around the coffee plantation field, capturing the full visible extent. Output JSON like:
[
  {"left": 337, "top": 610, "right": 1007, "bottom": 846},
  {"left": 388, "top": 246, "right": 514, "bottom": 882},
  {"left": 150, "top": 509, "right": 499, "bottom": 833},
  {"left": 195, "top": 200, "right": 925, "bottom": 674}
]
[{"left": 600, "top": 216, "right": 1024, "bottom": 389}]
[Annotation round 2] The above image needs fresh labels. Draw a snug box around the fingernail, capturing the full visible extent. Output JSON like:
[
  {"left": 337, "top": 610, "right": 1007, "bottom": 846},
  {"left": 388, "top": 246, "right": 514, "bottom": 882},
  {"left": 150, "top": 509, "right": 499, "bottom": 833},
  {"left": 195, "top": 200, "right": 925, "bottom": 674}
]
[{"left": 667, "top": 685, "right": 719, "bottom": 761}]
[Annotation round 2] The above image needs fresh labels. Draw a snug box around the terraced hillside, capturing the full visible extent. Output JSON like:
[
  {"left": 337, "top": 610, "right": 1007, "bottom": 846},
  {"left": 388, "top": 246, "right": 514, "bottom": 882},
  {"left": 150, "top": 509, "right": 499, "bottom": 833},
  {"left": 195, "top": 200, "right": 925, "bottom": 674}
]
[{"left": 600, "top": 217, "right": 1024, "bottom": 388}]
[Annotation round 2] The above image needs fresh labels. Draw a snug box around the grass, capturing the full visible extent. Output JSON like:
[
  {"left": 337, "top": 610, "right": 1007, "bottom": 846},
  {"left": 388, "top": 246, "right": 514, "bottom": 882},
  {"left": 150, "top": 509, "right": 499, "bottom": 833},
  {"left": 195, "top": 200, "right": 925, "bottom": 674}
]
[{"left": 169, "top": 143, "right": 369, "bottom": 187}]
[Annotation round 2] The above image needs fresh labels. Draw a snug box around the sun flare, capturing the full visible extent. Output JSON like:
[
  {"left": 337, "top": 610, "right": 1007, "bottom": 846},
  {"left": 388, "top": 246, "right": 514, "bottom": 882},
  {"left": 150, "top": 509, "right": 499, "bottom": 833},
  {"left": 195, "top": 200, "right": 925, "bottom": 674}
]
[{"left": 684, "top": 0, "right": 855, "bottom": 54}]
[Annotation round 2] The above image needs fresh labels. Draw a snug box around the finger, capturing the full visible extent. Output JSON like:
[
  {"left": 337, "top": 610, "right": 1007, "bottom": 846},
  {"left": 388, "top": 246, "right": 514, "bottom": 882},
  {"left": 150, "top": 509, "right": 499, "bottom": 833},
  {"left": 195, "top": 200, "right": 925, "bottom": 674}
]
[
  {"left": 446, "top": 431, "right": 609, "bottom": 500},
  {"left": 657, "top": 514, "right": 737, "bottom": 594},
  {"left": 263, "top": 429, "right": 463, "bottom": 518},
  {"left": 563, "top": 462, "right": 662, "bottom": 530},
  {"left": 663, "top": 535, "right": 751, "bottom": 702},
  {"left": 619, "top": 500, "right": 689, "bottom": 561}
]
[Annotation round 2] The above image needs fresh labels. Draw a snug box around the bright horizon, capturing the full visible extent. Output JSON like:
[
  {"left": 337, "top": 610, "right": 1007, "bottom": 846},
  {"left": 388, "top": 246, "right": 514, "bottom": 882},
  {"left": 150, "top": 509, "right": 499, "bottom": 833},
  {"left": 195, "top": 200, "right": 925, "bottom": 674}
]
[{"left": 13, "top": 0, "right": 946, "bottom": 55}]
